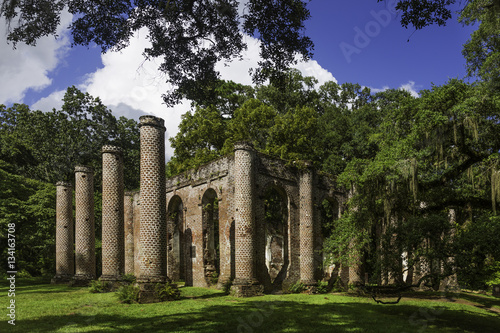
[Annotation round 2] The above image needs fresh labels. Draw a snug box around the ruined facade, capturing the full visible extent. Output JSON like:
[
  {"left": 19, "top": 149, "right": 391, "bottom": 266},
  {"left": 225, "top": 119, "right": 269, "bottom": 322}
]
[
  {"left": 54, "top": 115, "right": 354, "bottom": 299},
  {"left": 126, "top": 137, "right": 346, "bottom": 295}
]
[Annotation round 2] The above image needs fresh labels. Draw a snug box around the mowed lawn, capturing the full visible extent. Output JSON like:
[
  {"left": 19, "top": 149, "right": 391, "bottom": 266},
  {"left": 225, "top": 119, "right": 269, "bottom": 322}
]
[{"left": 1, "top": 278, "right": 499, "bottom": 332}]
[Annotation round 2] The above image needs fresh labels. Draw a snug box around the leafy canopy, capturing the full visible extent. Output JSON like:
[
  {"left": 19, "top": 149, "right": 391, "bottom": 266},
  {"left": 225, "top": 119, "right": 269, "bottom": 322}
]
[{"left": 0, "top": 0, "right": 313, "bottom": 105}]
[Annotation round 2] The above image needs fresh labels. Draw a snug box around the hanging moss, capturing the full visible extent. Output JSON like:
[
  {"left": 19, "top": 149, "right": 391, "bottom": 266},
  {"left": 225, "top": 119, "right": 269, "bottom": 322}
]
[{"left": 492, "top": 169, "right": 500, "bottom": 214}]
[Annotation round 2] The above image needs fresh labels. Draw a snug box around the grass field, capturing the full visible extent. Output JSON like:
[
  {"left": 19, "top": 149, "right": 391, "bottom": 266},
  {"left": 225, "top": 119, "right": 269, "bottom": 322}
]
[{"left": 1, "top": 278, "right": 499, "bottom": 332}]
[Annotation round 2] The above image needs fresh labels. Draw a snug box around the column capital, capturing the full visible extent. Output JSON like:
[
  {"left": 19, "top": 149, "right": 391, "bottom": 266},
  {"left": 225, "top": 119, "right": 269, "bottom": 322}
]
[
  {"left": 75, "top": 165, "right": 94, "bottom": 174},
  {"left": 55, "top": 181, "right": 72, "bottom": 187},
  {"left": 102, "top": 145, "right": 123, "bottom": 155},
  {"left": 234, "top": 141, "right": 254, "bottom": 152},
  {"left": 139, "top": 115, "right": 166, "bottom": 130}
]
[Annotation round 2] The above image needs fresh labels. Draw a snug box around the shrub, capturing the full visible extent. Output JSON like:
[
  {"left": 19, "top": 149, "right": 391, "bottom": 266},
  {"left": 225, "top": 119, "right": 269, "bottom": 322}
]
[
  {"left": 210, "top": 272, "right": 219, "bottom": 285},
  {"left": 222, "top": 279, "right": 233, "bottom": 294},
  {"left": 89, "top": 280, "right": 111, "bottom": 293},
  {"left": 116, "top": 284, "right": 140, "bottom": 304},
  {"left": 155, "top": 282, "right": 180, "bottom": 301},
  {"left": 288, "top": 281, "right": 306, "bottom": 294},
  {"left": 316, "top": 280, "right": 330, "bottom": 294},
  {"left": 121, "top": 274, "right": 136, "bottom": 284}
]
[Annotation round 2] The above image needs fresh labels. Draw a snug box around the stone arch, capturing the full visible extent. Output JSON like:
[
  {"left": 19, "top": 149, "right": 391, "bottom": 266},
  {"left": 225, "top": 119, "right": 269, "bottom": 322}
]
[
  {"left": 201, "top": 188, "right": 220, "bottom": 286},
  {"left": 167, "top": 195, "right": 187, "bottom": 283},
  {"left": 260, "top": 181, "right": 290, "bottom": 291}
]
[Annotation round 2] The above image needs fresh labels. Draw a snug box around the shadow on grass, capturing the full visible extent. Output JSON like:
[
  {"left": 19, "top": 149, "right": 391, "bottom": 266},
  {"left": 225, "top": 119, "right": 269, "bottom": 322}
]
[
  {"left": 457, "top": 293, "right": 500, "bottom": 310},
  {"left": 12, "top": 297, "right": 500, "bottom": 333}
]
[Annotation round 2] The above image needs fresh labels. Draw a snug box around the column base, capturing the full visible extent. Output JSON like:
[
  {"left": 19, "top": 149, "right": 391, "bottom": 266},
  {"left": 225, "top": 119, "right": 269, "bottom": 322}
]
[
  {"left": 301, "top": 280, "right": 318, "bottom": 293},
  {"left": 136, "top": 276, "right": 179, "bottom": 303},
  {"left": 51, "top": 274, "right": 73, "bottom": 284},
  {"left": 231, "top": 279, "right": 264, "bottom": 297},
  {"left": 99, "top": 275, "right": 123, "bottom": 291},
  {"left": 70, "top": 274, "right": 95, "bottom": 287}
]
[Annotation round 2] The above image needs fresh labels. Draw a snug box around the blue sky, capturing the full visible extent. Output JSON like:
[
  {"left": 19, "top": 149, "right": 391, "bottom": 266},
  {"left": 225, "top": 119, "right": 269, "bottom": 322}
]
[{"left": 0, "top": 0, "right": 476, "bottom": 158}]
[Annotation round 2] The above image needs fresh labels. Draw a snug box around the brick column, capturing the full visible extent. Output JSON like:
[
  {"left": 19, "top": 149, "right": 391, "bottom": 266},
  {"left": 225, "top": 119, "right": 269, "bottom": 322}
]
[
  {"left": 100, "top": 145, "right": 125, "bottom": 285},
  {"left": 72, "top": 166, "right": 96, "bottom": 286},
  {"left": 299, "top": 163, "right": 316, "bottom": 286},
  {"left": 137, "top": 115, "right": 172, "bottom": 303},
  {"left": 124, "top": 191, "right": 135, "bottom": 275},
  {"left": 232, "top": 142, "right": 262, "bottom": 296},
  {"left": 52, "top": 181, "right": 74, "bottom": 284}
]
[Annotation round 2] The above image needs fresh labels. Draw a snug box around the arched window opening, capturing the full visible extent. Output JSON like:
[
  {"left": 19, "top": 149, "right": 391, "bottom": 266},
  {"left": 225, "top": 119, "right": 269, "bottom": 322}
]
[
  {"left": 264, "top": 186, "right": 288, "bottom": 289},
  {"left": 202, "top": 188, "right": 219, "bottom": 286},
  {"left": 167, "top": 196, "right": 185, "bottom": 282}
]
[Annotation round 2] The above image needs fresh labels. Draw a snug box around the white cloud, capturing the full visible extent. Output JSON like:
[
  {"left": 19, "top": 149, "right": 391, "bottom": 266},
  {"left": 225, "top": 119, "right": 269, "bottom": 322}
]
[
  {"left": 75, "top": 31, "right": 336, "bottom": 158},
  {"left": 0, "top": 11, "right": 72, "bottom": 105},
  {"left": 369, "top": 81, "right": 420, "bottom": 98},
  {"left": 31, "top": 89, "right": 66, "bottom": 112},
  {"left": 293, "top": 58, "right": 338, "bottom": 86},
  {"left": 399, "top": 81, "right": 420, "bottom": 98}
]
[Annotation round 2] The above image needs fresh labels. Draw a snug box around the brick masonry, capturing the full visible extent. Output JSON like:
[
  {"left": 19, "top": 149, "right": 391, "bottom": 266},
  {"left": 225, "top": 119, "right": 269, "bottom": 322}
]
[
  {"left": 100, "top": 145, "right": 125, "bottom": 283},
  {"left": 162, "top": 143, "right": 346, "bottom": 295},
  {"left": 72, "top": 166, "right": 96, "bottom": 286},
  {"left": 52, "top": 181, "right": 74, "bottom": 284},
  {"left": 299, "top": 164, "right": 316, "bottom": 286},
  {"left": 137, "top": 115, "right": 170, "bottom": 303}
]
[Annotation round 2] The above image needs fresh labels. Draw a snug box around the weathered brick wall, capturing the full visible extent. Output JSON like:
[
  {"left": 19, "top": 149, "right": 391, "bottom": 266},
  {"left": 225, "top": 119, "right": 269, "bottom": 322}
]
[
  {"left": 73, "top": 166, "right": 96, "bottom": 285},
  {"left": 166, "top": 156, "right": 234, "bottom": 287},
  {"left": 161, "top": 146, "right": 345, "bottom": 293},
  {"left": 53, "top": 181, "right": 74, "bottom": 283},
  {"left": 101, "top": 145, "right": 125, "bottom": 281}
]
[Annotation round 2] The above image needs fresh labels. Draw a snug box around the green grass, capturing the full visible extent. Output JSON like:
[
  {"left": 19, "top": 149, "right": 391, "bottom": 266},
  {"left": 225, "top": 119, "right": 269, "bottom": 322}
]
[{"left": 1, "top": 278, "right": 499, "bottom": 332}]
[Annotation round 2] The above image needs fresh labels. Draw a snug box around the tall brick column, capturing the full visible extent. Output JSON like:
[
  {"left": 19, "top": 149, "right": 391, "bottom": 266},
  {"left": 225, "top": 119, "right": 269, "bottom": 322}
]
[
  {"left": 299, "top": 163, "right": 316, "bottom": 286},
  {"left": 52, "top": 182, "right": 74, "bottom": 284},
  {"left": 124, "top": 191, "right": 135, "bottom": 275},
  {"left": 100, "top": 145, "right": 125, "bottom": 284},
  {"left": 232, "top": 142, "right": 263, "bottom": 296},
  {"left": 137, "top": 115, "right": 171, "bottom": 303},
  {"left": 72, "top": 166, "right": 96, "bottom": 286}
]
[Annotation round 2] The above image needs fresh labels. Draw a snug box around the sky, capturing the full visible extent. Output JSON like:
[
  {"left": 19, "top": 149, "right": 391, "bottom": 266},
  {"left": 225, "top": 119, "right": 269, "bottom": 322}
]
[{"left": 0, "top": 0, "right": 477, "bottom": 159}]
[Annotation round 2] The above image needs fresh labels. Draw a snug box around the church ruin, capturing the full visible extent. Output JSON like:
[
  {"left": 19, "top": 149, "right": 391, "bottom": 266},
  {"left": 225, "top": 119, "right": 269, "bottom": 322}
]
[{"left": 53, "top": 115, "right": 362, "bottom": 302}]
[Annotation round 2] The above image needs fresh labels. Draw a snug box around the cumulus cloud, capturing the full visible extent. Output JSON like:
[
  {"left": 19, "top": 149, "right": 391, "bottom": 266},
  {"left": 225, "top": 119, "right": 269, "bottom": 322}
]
[
  {"left": 74, "top": 31, "right": 336, "bottom": 158},
  {"left": 369, "top": 81, "right": 420, "bottom": 98},
  {"left": 399, "top": 81, "right": 420, "bottom": 98},
  {"left": 31, "top": 89, "right": 66, "bottom": 112},
  {"left": 0, "top": 11, "right": 72, "bottom": 105}
]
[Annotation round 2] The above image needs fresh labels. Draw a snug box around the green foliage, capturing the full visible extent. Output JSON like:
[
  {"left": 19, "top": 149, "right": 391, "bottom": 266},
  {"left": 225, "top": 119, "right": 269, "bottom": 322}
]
[
  {"left": 222, "top": 279, "right": 233, "bottom": 295},
  {"left": 121, "top": 274, "right": 136, "bottom": 284},
  {"left": 155, "top": 282, "right": 180, "bottom": 301},
  {"left": 115, "top": 284, "right": 140, "bottom": 304},
  {"left": 460, "top": 1, "right": 500, "bottom": 90},
  {"left": 0, "top": 163, "right": 55, "bottom": 276},
  {"left": 89, "top": 280, "right": 111, "bottom": 293},
  {"left": 0, "top": 87, "right": 140, "bottom": 277},
  {"left": 316, "top": 280, "right": 330, "bottom": 294},
  {"left": 288, "top": 281, "right": 306, "bottom": 294},
  {"left": 0, "top": 1, "right": 313, "bottom": 106},
  {"left": 0, "top": 86, "right": 140, "bottom": 189},
  {"left": 209, "top": 272, "right": 219, "bottom": 285}
]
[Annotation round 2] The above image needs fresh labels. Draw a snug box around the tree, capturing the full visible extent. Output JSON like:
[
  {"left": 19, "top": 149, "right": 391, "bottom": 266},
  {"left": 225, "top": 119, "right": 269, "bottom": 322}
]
[
  {"left": 0, "top": 86, "right": 140, "bottom": 189},
  {"left": 329, "top": 79, "right": 500, "bottom": 288},
  {"left": 0, "top": 162, "right": 56, "bottom": 276},
  {"left": 1, "top": 0, "right": 313, "bottom": 106}
]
